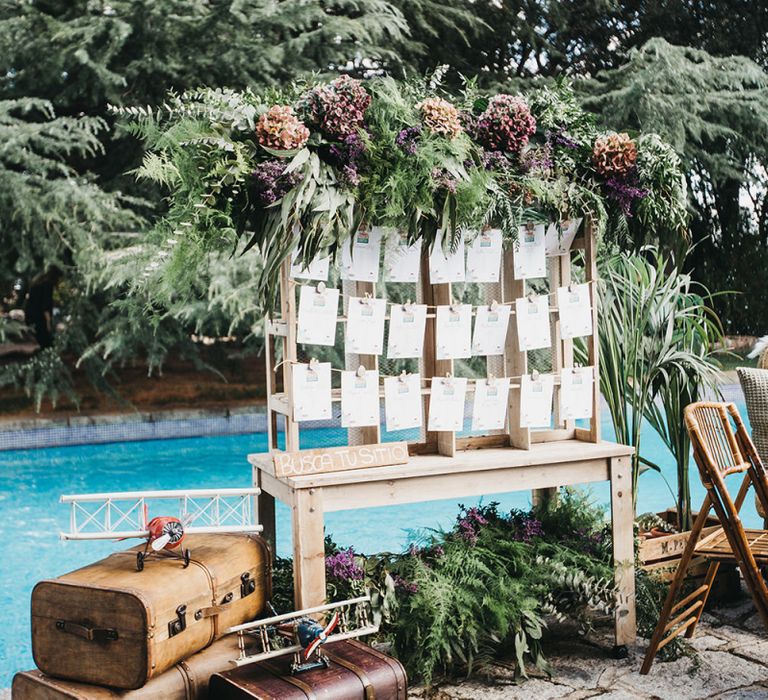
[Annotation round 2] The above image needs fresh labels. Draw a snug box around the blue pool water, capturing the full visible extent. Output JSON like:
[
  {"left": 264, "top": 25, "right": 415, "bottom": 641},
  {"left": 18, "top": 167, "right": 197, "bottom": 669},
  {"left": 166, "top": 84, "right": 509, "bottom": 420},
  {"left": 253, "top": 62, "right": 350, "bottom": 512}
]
[{"left": 0, "top": 402, "right": 759, "bottom": 685}]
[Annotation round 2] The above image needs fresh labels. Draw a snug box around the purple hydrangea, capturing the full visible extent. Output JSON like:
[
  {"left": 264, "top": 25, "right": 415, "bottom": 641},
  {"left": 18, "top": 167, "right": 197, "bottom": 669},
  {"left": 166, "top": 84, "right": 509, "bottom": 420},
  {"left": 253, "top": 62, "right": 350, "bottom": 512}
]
[
  {"left": 431, "top": 167, "right": 457, "bottom": 194},
  {"left": 392, "top": 574, "right": 418, "bottom": 595},
  {"left": 546, "top": 128, "right": 580, "bottom": 150},
  {"left": 512, "top": 516, "right": 545, "bottom": 542},
  {"left": 481, "top": 150, "right": 512, "bottom": 172},
  {"left": 325, "top": 547, "right": 364, "bottom": 581},
  {"left": 456, "top": 506, "right": 489, "bottom": 545},
  {"left": 604, "top": 172, "right": 648, "bottom": 217},
  {"left": 396, "top": 125, "right": 421, "bottom": 155},
  {"left": 252, "top": 159, "right": 302, "bottom": 206},
  {"left": 520, "top": 144, "right": 554, "bottom": 174},
  {"left": 328, "top": 132, "right": 366, "bottom": 188}
]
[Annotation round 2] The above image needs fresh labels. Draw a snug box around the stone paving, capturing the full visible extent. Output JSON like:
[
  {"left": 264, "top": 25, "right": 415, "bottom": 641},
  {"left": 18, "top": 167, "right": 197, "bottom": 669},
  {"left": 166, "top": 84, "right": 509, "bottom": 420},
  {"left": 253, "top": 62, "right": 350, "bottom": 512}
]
[{"left": 412, "top": 593, "right": 768, "bottom": 700}]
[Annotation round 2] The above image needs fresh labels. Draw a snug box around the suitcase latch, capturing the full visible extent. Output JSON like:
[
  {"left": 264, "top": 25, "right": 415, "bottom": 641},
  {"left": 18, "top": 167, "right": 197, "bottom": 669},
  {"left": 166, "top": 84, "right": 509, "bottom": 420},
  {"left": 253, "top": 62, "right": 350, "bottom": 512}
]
[
  {"left": 168, "top": 605, "right": 187, "bottom": 637},
  {"left": 241, "top": 572, "right": 256, "bottom": 598}
]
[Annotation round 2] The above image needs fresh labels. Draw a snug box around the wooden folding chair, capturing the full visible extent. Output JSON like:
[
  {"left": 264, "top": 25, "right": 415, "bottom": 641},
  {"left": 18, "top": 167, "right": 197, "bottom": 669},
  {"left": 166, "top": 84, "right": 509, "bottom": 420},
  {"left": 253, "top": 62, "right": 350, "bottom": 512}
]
[{"left": 641, "top": 401, "right": 768, "bottom": 674}]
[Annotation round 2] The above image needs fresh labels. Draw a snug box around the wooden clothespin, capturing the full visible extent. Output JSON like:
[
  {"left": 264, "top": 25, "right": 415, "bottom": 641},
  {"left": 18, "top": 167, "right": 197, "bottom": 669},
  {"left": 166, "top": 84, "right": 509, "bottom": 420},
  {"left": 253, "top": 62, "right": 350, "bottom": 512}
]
[
  {"left": 528, "top": 292, "right": 537, "bottom": 304},
  {"left": 489, "top": 299, "right": 499, "bottom": 312},
  {"left": 442, "top": 372, "right": 454, "bottom": 387},
  {"left": 316, "top": 281, "right": 326, "bottom": 294},
  {"left": 356, "top": 365, "right": 367, "bottom": 378},
  {"left": 568, "top": 281, "right": 577, "bottom": 293},
  {"left": 486, "top": 372, "right": 496, "bottom": 387},
  {"left": 449, "top": 300, "right": 461, "bottom": 314},
  {"left": 531, "top": 369, "right": 540, "bottom": 383},
  {"left": 402, "top": 299, "right": 413, "bottom": 313},
  {"left": 398, "top": 370, "right": 409, "bottom": 384},
  {"left": 308, "top": 357, "right": 319, "bottom": 374},
  {"left": 360, "top": 292, "right": 372, "bottom": 306}
]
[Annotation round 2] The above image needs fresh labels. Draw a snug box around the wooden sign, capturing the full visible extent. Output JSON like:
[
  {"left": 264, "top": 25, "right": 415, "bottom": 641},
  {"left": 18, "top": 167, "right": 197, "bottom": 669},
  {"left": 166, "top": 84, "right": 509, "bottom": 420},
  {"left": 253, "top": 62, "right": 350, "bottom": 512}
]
[{"left": 273, "top": 442, "right": 409, "bottom": 478}]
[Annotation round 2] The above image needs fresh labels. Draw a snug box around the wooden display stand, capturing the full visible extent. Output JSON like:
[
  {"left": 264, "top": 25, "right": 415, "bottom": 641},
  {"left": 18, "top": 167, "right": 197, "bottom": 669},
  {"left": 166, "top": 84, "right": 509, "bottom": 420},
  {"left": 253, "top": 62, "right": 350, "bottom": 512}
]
[{"left": 253, "top": 222, "right": 636, "bottom": 652}]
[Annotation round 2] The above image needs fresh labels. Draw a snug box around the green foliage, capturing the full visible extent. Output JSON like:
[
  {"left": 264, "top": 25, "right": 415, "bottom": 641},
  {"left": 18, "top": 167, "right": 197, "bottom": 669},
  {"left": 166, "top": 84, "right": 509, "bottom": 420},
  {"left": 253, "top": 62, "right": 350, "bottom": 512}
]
[
  {"left": 281, "top": 491, "right": 617, "bottom": 686},
  {"left": 586, "top": 247, "right": 725, "bottom": 515}
]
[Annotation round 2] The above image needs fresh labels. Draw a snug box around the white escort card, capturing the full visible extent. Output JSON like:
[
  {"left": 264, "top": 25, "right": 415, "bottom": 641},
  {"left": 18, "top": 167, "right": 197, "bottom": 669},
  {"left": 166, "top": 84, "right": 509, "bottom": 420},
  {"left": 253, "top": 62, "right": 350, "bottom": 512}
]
[
  {"left": 436, "top": 304, "right": 472, "bottom": 360},
  {"left": 556, "top": 283, "right": 593, "bottom": 340},
  {"left": 515, "top": 295, "right": 552, "bottom": 351},
  {"left": 429, "top": 233, "right": 465, "bottom": 284},
  {"left": 560, "top": 367, "right": 594, "bottom": 421},
  {"left": 472, "top": 303, "right": 511, "bottom": 356},
  {"left": 519, "top": 373, "right": 554, "bottom": 428},
  {"left": 290, "top": 250, "right": 330, "bottom": 281},
  {"left": 345, "top": 296, "right": 386, "bottom": 355},
  {"left": 513, "top": 222, "right": 546, "bottom": 279},
  {"left": 384, "top": 372, "right": 423, "bottom": 432},
  {"left": 340, "top": 227, "right": 383, "bottom": 282},
  {"left": 383, "top": 230, "right": 422, "bottom": 283},
  {"left": 428, "top": 376, "right": 468, "bottom": 432},
  {"left": 297, "top": 285, "right": 340, "bottom": 346},
  {"left": 466, "top": 229, "right": 503, "bottom": 283},
  {"left": 471, "top": 377, "right": 511, "bottom": 431},
  {"left": 545, "top": 217, "right": 582, "bottom": 257},
  {"left": 292, "top": 361, "right": 332, "bottom": 422},
  {"left": 387, "top": 303, "right": 428, "bottom": 359},
  {"left": 341, "top": 369, "right": 380, "bottom": 427}
]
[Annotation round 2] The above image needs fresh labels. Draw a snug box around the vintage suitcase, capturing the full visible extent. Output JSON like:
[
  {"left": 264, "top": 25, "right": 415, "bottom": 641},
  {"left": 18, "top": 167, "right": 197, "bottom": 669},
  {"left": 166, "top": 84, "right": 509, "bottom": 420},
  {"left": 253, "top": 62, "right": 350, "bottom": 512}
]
[
  {"left": 209, "top": 639, "right": 408, "bottom": 699},
  {"left": 12, "top": 634, "right": 242, "bottom": 699},
  {"left": 31, "top": 533, "right": 271, "bottom": 690}
]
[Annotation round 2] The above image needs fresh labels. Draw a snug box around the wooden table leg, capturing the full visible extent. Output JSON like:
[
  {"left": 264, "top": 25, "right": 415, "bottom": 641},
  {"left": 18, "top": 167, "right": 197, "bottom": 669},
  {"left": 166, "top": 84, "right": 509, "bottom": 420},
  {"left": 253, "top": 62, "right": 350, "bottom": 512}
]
[
  {"left": 254, "top": 469, "right": 276, "bottom": 558},
  {"left": 292, "top": 488, "right": 327, "bottom": 610},
  {"left": 610, "top": 454, "right": 636, "bottom": 654}
]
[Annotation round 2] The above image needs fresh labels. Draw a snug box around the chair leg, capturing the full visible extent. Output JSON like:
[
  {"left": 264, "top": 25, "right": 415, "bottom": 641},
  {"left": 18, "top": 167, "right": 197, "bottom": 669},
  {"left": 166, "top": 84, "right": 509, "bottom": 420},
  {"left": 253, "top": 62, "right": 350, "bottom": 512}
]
[
  {"left": 640, "top": 501, "right": 712, "bottom": 675},
  {"left": 685, "top": 561, "right": 719, "bottom": 638}
]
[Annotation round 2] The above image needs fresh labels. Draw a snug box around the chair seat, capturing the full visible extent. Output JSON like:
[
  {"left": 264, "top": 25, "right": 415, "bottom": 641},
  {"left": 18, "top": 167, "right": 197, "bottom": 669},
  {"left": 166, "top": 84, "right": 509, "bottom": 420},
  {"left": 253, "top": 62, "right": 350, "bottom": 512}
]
[{"left": 695, "top": 527, "right": 768, "bottom": 562}]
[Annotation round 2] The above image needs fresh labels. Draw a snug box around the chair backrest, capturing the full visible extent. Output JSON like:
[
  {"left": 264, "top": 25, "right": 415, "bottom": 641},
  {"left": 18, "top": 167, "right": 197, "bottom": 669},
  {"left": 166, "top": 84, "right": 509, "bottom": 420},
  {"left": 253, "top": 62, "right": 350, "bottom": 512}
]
[{"left": 685, "top": 402, "right": 750, "bottom": 478}]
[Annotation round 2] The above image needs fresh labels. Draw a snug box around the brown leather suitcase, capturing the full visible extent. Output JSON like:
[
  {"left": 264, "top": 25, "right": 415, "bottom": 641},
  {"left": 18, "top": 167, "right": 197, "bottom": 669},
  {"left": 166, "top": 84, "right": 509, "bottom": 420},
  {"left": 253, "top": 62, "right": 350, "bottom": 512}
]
[
  {"left": 12, "top": 634, "right": 242, "bottom": 699},
  {"left": 31, "top": 534, "right": 271, "bottom": 689},
  {"left": 209, "top": 639, "right": 408, "bottom": 699}
]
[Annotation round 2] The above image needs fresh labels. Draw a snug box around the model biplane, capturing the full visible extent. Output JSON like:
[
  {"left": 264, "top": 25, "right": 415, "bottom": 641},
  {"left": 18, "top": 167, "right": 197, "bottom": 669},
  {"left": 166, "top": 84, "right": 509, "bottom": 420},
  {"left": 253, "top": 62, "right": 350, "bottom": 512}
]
[
  {"left": 59, "top": 488, "right": 262, "bottom": 570},
  {"left": 226, "top": 596, "right": 379, "bottom": 673}
]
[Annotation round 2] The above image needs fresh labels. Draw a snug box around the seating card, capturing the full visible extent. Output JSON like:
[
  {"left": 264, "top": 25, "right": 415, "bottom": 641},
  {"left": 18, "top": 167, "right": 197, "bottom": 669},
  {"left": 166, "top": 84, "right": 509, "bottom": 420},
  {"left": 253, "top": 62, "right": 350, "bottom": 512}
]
[
  {"left": 557, "top": 283, "right": 593, "bottom": 339},
  {"left": 560, "top": 367, "right": 594, "bottom": 421},
  {"left": 292, "top": 362, "right": 332, "bottom": 422},
  {"left": 345, "top": 296, "right": 386, "bottom": 355},
  {"left": 429, "top": 232, "right": 465, "bottom": 284},
  {"left": 428, "top": 377, "right": 468, "bottom": 432},
  {"left": 545, "top": 217, "right": 582, "bottom": 257},
  {"left": 340, "top": 227, "right": 383, "bottom": 282},
  {"left": 384, "top": 373, "right": 423, "bottom": 432},
  {"left": 466, "top": 229, "right": 503, "bottom": 283},
  {"left": 297, "top": 285, "right": 339, "bottom": 346},
  {"left": 341, "top": 369, "right": 380, "bottom": 427},
  {"left": 383, "top": 230, "right": 422, "bottom": 283},
  {"left": 436, "top": 304, "right": 472, "bottom": 360},
  {"left": 290, "top": 250, "right": 330, "bottom": 281},
  {"left": 513, "top": 222, "right": 546, "bottom": 279},
  {"left": 387, "top": 303, "right": 427, "bottom": 359},
  {"left": 471, "top": 377, "right": 511, "bottom": 431},
  {"left": 515, "top": 295, "right": 552, "bottom": 351},
  {"left": 519, "top": 373, "right": 554, "bottom": 428},
  {"left": 472, "top": 304, "right": 511, "bottom": 356}
]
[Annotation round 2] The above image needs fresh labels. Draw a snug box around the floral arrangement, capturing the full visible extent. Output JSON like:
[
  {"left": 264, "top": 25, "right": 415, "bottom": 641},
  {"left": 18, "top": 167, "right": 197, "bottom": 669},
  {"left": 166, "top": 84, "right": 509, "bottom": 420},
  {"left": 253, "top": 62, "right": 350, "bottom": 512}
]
[
  {"left": 117, "top": 72, "right": 689, "bottom": 314},
  {"left": 272, "top": 489, "right": 616, "bottom": 685}
]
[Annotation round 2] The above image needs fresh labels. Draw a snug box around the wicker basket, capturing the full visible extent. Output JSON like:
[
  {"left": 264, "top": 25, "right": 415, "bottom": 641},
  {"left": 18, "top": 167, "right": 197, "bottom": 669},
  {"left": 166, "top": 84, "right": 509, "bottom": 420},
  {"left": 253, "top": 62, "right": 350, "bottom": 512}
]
[
  {"left": 760, "top": 349, "right": 768, "bottom": 370},
  {"left": 737, "top": 367, "right": 768, "bottom": 519}
]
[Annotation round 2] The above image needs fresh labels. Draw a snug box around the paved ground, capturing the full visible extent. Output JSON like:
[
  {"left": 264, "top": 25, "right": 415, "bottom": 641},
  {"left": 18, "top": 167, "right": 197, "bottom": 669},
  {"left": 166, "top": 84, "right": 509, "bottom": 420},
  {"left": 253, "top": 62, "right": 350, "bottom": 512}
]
[{"left": 412, "top": 593, "right": 768, "bottom": 699}]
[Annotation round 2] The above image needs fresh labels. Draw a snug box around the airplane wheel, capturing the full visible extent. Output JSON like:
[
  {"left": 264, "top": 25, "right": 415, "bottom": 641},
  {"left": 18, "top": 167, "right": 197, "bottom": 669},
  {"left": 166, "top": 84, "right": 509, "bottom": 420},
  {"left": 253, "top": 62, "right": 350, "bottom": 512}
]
[
  {"left": 136, "top": 552, "right": 145, "bottom": 572},
  {"left": 183, "top": 549, "right": 191, "bottom": 568}
]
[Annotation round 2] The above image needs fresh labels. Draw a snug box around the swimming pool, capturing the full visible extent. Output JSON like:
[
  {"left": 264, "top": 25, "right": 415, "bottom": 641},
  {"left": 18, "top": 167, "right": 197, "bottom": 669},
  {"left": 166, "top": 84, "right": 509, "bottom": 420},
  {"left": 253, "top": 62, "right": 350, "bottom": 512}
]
[{"left": 0, "top": 401, "right": 758, "bottom": 685}]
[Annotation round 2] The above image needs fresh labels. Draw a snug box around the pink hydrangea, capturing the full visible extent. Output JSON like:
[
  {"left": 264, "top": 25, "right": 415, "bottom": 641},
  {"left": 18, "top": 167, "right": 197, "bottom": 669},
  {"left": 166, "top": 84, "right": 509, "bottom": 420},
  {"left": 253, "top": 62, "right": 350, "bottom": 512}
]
[
  {"left": 475, "top": 94, "right": 536, "bottom": 154},
  {"left": 256, "top": 105, "right": 310, "bottom": 151},
  {"left": 300, "top": 75, "right": 371, "bottom": 140}
]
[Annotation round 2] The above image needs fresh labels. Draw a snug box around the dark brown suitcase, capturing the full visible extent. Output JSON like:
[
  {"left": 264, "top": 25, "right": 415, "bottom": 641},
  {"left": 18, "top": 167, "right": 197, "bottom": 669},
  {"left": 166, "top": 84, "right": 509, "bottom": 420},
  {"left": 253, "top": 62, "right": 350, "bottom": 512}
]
[
  {"left": 209, "top": 639, "right": 407, "bottom": 699},
  {"left": 12, "top": 634, "right": 241, "bottom": 699},
  {"left": 31, "top": 533, "right": 271, "bottom": 690}
]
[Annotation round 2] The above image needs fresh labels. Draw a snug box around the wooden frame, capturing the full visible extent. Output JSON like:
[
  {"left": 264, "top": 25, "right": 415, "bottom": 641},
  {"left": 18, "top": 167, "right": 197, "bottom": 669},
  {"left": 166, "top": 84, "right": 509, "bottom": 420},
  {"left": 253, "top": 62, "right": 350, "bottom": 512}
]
[{"left": 262, "top": 221, "right": 601, "bottom": 457}]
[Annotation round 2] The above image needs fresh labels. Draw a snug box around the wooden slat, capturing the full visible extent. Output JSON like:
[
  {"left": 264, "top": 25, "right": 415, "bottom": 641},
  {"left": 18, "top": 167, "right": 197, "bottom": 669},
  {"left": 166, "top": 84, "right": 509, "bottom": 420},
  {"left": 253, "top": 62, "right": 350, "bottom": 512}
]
[
  {"left": 503, "top": 249, "right": 530, "bottom": 450},
  {"left": 662, "top": 601, "right": 703, "bottom": 634},
  {"left": 671, "top": 585, "right": 709, "bottom": 614},
  {"left": 584, "top": 219, "right": 600, "bottom": 442}
]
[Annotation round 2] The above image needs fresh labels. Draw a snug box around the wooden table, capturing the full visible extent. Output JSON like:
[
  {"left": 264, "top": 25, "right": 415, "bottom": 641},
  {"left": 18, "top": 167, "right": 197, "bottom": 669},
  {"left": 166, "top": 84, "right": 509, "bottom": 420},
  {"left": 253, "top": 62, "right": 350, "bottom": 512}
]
[{"left": 249, "top": 439, "right": 636, "bottom": 653}]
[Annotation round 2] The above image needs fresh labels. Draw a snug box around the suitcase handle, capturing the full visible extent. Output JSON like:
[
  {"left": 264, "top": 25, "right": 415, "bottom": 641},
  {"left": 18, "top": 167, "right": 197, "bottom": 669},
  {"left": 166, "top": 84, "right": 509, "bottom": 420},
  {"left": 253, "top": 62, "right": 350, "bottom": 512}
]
[{"left": 56, "top": 620, "right": 119, "bottom": 643}]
